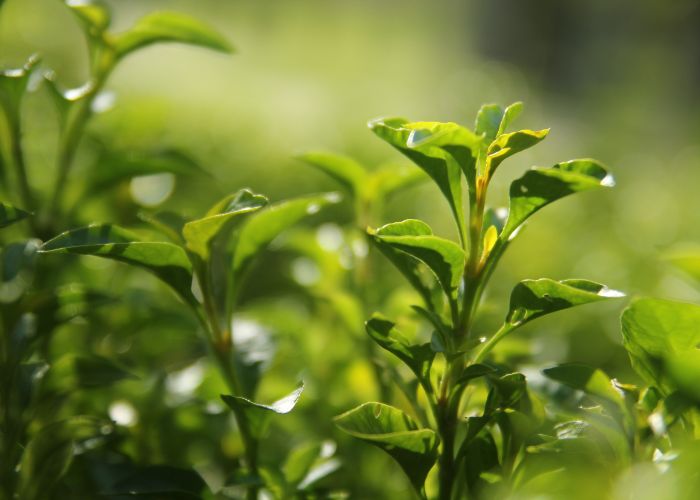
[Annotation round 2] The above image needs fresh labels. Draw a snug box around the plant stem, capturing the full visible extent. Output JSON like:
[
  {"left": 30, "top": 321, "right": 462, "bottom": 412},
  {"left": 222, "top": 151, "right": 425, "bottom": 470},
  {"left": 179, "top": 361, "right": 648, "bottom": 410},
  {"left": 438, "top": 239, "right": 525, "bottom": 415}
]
[{"left": 473, "top": 323, "right": 515, "bottom": 364}]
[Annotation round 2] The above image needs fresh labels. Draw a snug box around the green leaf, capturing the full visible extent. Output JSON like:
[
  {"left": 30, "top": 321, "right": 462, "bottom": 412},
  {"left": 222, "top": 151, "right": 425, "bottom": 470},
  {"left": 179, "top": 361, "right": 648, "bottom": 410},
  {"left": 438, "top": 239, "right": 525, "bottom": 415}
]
[
  {"left": 621, "top": 298, "right": 700, "bottom": 392},
  {"left": 486, "top": 129, "right": 549, "bottom": 177},
  {"left": 497, "top": 102, "right": 524, "bottom": 136},
  {"left": 372, "top": 162, "right": 427, "bottom": 198},
  {"left": 371, "top": 219, "right": 466, "bottom": 300},
  {"left": 369, "top": 118, "right": 470, "bottom": 241},
  {"left": 65, "top": 0, "right": 110, "bottom": 36},
  {"left": 665, "top": 247, "right": 700, "bottom": 287},
  {"left": 282, "top": 443, "right": 322, "bottom": 487},
  {"left": 232, "top": 193, "right": 340, "bottom": 282},
  {"left": 48, "top": 354, "right": 136, "bottom": 389},
  {"left": 502, "top": 159, "right": 613, "bottom": 239},
  {"left": 88, "top": 149, "right": 206, "bottom": 193},
  {"left": 113, "top": 11, "right": 233, "bottom": 59},
  {"left": 333, "top": 402, "right": 438, "bottom": 492},
  {"left": 455, "top": 364, "right": 497, "bottom": 388},
  {"left": 138, "top": 211, "right": 187, "bottom": 243},
  {"left": 0, "top": 201, "right": 30, "bottom": 228},
  {"left": 95, "top": 463, "right": 205, "bottom": 499},
  {"left": 18, "top": 416, "right": 112, "bottom": 500},
  {"left": 297, "top": 151, "right": 367, "bottom": 196},
  {"left": 543, "top": 363, "right": 623, "bottom": 404},
  {"left": 475, "top": 104, "right": 505, "bottom": 146},
  {"left": 368, "top": 222, "right": 434, "bottom": 307},
  {"left": 0, "top": 54, "right": 41, "bottom": 120},
  {"left": 366, "top": 314, "right": 434, "bottom": 394},
  {"left": 183, "top": 189, "right": 268, "bottom": 259},
  {"left": 40, "top": 224, "right": 196, "bottom": 306},
  {"left": 221, "top": 384, "right": 303, "bottom": 440},
  {"left": 507, "top": 278, "right": 624, "bottom": 327}
]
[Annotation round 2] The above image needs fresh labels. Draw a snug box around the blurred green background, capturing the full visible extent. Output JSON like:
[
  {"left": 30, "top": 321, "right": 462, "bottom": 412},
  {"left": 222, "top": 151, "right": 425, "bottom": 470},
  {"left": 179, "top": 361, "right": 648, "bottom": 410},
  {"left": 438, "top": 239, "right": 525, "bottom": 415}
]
[{"left": 2, "top": 0, "right": 700, "bottom": 497}]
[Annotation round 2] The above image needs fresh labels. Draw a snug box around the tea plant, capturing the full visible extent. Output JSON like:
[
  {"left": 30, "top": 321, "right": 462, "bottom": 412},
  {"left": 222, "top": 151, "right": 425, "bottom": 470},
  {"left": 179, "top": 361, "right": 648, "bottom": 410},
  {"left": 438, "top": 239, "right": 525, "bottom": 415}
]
[
  {"left": 333, "top": 103, "right": 624, "bottom": 499},
  {"left": 39, "top": 188, "right": 341, "bottom": 498},
  {"left": 297, "top": 152, "right": 426, "bottom": 400}
]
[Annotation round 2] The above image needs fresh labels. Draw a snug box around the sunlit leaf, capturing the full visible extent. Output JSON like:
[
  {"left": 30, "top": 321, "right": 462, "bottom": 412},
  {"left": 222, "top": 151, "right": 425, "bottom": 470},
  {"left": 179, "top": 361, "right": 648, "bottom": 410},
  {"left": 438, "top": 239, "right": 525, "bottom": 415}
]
[
  {"left": 366, "top": 314, "right": 434, "bottom": 393},
  {"left": 221, "top": 384, "right": 304, "bottom": 439},
  {"left": 333, "top": 402, "right": 438, "bottom": 491},
  {"left": 497, "top": 102, "right": 523, "bottom": 136},
  {"left": 621, "top": 297, "right": 700, "bottom": 393},
  {"left": 506, "top": 278, "right": 624, "bottom": 327},
  {"left": 183, "top": 189, "right": 268, "bottom": 259},
  {"left": 371, "top": 219, "right": 466, "bottom": 300},
  {"left": 369, "top": 118, "right": 469, "bottom": 240},
  {"left": 64, "top": 0, "right": 111, "bottom": 36},
  {"left": 502, "top": 159, "right": 613, "bottom": 239},
  {"left": 40, "top": 224, "right": 196, "bottom": 305},
  {"left": 113, "top": 11, "right": 233, "bottom": 59},
  {"left": 232, "top": 193, "right": 340, "bottom": 282},
  {"left": 282, "top": 443, "right": 322, "bottom": 487},
  {"left": 486, "top": 129, "right": 549, "bottom": 177}
]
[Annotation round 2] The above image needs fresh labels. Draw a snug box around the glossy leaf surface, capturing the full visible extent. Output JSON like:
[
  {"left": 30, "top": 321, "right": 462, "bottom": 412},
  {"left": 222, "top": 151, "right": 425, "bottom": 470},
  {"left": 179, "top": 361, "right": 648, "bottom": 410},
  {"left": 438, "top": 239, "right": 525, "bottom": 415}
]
[
  {"left": 333, "top": 402, "right": 438, "bottom": 491},
  {"left": 183, "top": 189, "right": 267, "bottom": 259},
  {"left": 221, "top": 384, "right": 303, "bottom": 439},
  {"left": 366, "top": 314, "right": 434, "bottom": 391},
  {"left": 506, "top": 278, "right": 624, "bottom": 327},
  {"left": 502, "top": 159, "right": 612, "bottom": 238},
  {"left": 40, "top": 224, "right": 196, "bottom": 305},
  {"left": 371, "top": 219, "right": 466, "bottom": 299}
]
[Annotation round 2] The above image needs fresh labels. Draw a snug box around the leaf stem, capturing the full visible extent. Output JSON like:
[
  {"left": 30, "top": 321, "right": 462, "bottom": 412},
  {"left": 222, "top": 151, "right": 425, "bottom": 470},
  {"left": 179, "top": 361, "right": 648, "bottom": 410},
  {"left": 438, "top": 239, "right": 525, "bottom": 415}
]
[{"left": 473, "top": 323, "right": 516, "bottom": 364}]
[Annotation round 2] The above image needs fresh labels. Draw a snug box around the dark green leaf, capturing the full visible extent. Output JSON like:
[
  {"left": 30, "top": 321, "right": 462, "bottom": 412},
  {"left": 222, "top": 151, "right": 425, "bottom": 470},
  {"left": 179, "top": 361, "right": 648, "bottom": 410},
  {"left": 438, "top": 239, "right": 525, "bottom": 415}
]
[
  {"left": 48, "top": 354, "right": 136, "bottom": 389},
  {"left": 544, "top": 364, "right": 623, "bottom": 404},
  {"left": 333, "top": 402, "right": 438, "bottom": 492},
  {"left": 40, "top": 224, "right": 196, "bottom": 305},
  {"left": 18, "top": 416, "right": 112, "bottom": 500},
  {"left": 455, "top": 364, "right": 497, "bottom": 389},
  {"left": 506, "top": 278, "right": 624, "bottom": 327},
  {"left": 184, "top": 189, "right": 268, "bottom": 259},
  {"left": 221, "top": 384, "right": 303, "bottom": 439},
  {"left": 371, "top": 219, "right": 466, "bottom": 300},
  {"left": 113, "top": 11, "right": 233, "bottom": 59},
  {"left": 95, "top": 463, "right": 205, "bottom": 499},
  {"left": 621, "top": 297, "right": 700, "bottom": 392},
  {"left": 0, "top": 201, "right": 31, "bottom": 228},
  {"left": 366, "top": 314, "right": 434, "bottom": 393},
  {"left": 232, "top": 193, "right": 340, "bottom": 282},
  {"left": 502, "top": 159, "right": 613, "bottom": 239}
]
